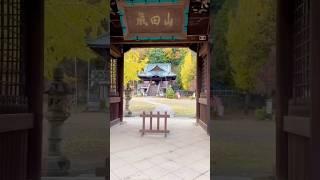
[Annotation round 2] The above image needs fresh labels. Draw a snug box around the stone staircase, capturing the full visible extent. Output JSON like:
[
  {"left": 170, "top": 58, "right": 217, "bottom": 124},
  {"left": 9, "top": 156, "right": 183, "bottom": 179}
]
[{"left": 147, "top": 84, "right": 158, "bottom": 96}]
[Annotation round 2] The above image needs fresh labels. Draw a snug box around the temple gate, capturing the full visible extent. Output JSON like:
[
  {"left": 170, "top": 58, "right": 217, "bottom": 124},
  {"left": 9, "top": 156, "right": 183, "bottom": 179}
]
[{"left": 110, "top": 0, "right": 212, "bottom": 132}]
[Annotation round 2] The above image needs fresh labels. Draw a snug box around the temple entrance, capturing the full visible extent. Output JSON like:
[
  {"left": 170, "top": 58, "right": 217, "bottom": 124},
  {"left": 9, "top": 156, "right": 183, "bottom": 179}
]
[
  {"left": 109, "top": 0, "right": 212, "bottom": 178},
  {"left": 124, "top": 48, "right": 196, "bottom": 118},
  {"left": 108, "top": 47, "right": 209, "bottom": 179}
]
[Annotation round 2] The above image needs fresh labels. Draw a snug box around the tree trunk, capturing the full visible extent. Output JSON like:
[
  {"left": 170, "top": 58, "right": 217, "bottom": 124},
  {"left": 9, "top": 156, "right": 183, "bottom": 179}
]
[{"left": 244, "top": 92, "right": 250, "bottom": 115}]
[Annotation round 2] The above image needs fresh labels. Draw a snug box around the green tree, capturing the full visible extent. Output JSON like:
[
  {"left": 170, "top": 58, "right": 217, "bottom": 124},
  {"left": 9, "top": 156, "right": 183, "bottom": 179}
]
[
  {"left": 226, "top": 0, "right": 275, "bottom": 93},
  {"left": 166, "top": 86, "right": 176, "bottom": 99},
  {"left": 146, "top": 48, "right": 188, "bottom": 89},
  {"left": 146, "top": 48, "right": 187, "bottom": 66},
  {"left": 45, "top": 0, "right": 108, "bottom": 79},
  {"left": 212, "top": 0, "right": 238, "bottom": 87},
  {"left": 212, "top": 0, "right": 227, "bottom": 14}
]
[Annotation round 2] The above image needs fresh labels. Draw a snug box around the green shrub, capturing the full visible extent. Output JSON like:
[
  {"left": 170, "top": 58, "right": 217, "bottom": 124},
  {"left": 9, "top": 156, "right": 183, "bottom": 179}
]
[
  {"left": 189, "top": 95, "right": 195, "bottom": 100},
  {"left": 166, "top": 86, "right": 176, "bottom": 99},
  {"left": 255, "top": 108, "right": 268, "bottom": 120}
]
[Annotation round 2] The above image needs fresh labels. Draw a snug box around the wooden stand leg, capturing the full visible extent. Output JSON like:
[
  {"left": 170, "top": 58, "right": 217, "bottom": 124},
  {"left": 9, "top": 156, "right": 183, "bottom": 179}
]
[
  {"left": 150, "top": 111, "right": 153, "bottom": 130},
  {"left": 142, "top": 111, "right": 145, "bottom": 136},
  {"left": 164, "top": 112, "right": 167, "bottom": 137},
  {"left": 157, "top": 111, "right": 160, "bottom": 130}
]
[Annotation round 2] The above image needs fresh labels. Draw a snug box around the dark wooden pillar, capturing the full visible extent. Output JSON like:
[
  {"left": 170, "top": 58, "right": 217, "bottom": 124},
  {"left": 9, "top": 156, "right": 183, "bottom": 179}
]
[
  {"left": 310, "top": 0, "right": 320, "bottom": 179},
  {"left": 25, "top": 0, "right": 44, "bottom": 179},
  {"left": 276, "top": 0, "right": 292, "bottom": 179},
  {"left": 196, "top": 44, "right": 200, "bottom": 123},
  {"left": 106, "top": 47, "right": 110, "bottom": 179},
  {"left": 118, "top": 49, "right": 124, "bottom": 122},
  {"left": 206, "top": 42, "right": 211, "bottom": 134}
]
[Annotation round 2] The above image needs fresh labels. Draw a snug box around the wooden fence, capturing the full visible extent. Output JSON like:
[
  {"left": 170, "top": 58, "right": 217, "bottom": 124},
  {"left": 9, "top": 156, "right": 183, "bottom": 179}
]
[{"left": 140, "top": 111, "right": 170, "bottom": 137}]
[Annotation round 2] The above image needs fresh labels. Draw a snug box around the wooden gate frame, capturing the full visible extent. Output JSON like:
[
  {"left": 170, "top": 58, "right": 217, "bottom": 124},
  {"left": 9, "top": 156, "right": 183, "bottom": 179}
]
[
  {"left": 310, "top": 1, "right": 320, "bottom": 178},
  {"left": 109, "top": 45, "right": 124, "bottom": 126},
  {"left": 111, "top": 42, "right": 211, "bottom": 134},
  {"left": 25, "top": 1, "right": 44, "bottom": 179},
  {"left": 196, "top": 42, "right": 211, "bottom": 134}
]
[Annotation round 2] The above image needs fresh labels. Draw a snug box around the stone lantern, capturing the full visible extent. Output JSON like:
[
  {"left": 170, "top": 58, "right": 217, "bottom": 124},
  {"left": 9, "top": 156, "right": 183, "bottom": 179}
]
[
  {"left": 124, "top": 83, "right": 133, "bottom": 117},
  {"left": 45, "top": 67, "right": 73, "bottom": 176}
]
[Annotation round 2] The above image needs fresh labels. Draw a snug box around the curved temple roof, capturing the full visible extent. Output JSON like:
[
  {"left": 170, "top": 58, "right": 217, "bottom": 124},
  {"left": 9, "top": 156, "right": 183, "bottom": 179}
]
[{"left": 138, "top": 63, "right": 176, "bottom": 80}]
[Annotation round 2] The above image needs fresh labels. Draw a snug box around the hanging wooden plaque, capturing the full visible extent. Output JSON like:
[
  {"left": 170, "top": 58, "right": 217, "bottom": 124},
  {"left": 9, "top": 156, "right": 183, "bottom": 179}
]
[{"left": 117, "top": 0, "right": 189, "bottom": 40}]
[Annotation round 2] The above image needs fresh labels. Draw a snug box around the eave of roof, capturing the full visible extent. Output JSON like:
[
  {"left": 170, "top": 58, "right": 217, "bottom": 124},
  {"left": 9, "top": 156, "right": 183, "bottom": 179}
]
[{"left": 86, "top": 34, "right": 110, "bottom": 49}]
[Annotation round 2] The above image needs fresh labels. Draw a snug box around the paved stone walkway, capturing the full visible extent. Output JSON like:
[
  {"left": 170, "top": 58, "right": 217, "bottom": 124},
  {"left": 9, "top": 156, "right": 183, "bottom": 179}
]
[{"left": 110, "top": 117, "right": 209, "bottom": 180}]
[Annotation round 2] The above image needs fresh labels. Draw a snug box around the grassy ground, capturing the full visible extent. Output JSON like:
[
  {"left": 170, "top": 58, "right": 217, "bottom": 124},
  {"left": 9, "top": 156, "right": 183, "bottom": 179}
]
[
  {"left": 212, "top": 112, "right": 275, "bottom": 178},
  {"left": 129, "top": 98, "right": 157, "bottom": 115},
  {"left": 156, "top": 98, "right": 196, "bottom": 117},
  {"left": 62, "top": 112, "right": 107, "bottom": 175},
  {"left": 129, "top": 97, "right": 196, "bottom": 117}
]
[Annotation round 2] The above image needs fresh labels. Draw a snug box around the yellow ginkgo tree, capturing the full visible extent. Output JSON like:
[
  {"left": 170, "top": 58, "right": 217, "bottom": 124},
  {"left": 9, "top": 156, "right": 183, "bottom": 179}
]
[
  {"left": 124, "top": 49, "right": 149, "bottom": 85},
  {"left": 180, "top": 51, "right": 196, "bottom": 90}
]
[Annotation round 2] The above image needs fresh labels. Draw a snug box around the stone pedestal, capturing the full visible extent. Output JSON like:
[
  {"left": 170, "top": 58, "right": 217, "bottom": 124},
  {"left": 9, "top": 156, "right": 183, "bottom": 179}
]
[
  {"left": 45, "top": 67, "right": 72, "bottom": 176},
  {"left": 124, "top": 84, "right": 132, "bottom": 117}
]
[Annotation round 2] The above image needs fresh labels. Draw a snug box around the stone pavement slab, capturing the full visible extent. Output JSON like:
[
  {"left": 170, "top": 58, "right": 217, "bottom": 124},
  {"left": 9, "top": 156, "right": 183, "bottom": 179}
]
[{"left": 110, "top": 117, "right": 210, "bottom": 180}]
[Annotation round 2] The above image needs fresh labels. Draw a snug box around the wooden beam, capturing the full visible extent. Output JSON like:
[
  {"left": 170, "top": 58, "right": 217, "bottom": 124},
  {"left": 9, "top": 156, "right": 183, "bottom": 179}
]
[
  {"left": 25, "top": 0, "right": 44, "bottom": 179},
  {"left": 199, "top": 43, "right": 208, "bottom": 58},
  {"left": 283, "top": 116, "right": 311, "bottom": 138},
  {"left": 110, "top": 45, "right": 122, "bottom": 58},
  {"left": 206, "top": 42, "right": 211, "bottom": 135},
  {"left": 0, "top": 114, "right": 34, "bottom": 133},
  {"left": 118, "top": 55, "right": 124, "bottom": 122},
  {"left": 111, "top": 35, "right": 208, "bottom": 45},
  {"left": 139, "top": 114, "right": 170, "bottom": 118},
  {"left": 139, "top": 130, "right": 170, "bottom": 133},
  {"left": 198, "top": 97, "right": 207, "bottom": 105},
  {"left": 109, "top": 97, "right": 121, "bottom": 104},
  {"left": 275, "top": 0, "right": 292, "bottom": 179},
  {"left": 196, "top": 44, "right": 200, "bottom": 123},
  {"left": 121, "top": 44, "right": 193, "bottom": 48}
]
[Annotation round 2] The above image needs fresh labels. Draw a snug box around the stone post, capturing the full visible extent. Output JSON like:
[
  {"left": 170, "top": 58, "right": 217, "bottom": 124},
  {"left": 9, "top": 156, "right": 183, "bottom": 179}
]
[
  {"left": 45, "top": 67, "right": 72, "bottom": 176},
  {"left": 124, "top": 83, "right": 132, "bottom": 117}
]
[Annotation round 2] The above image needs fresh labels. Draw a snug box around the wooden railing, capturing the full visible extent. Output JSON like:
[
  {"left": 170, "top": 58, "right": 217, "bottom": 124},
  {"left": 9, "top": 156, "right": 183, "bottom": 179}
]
[{"left": 140, "top": 111, "right": 170, "bottom": 137}]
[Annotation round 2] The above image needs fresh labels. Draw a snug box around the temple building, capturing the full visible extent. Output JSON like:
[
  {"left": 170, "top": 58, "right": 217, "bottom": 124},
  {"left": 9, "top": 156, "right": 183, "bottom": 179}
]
[{"left": 138, "top": 63, "right": 176, "bottom": 96}]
